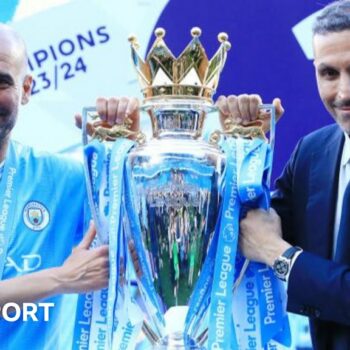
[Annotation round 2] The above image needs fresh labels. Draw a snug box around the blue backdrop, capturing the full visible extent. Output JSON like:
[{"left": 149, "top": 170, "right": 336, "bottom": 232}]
[{"left": 154, "top": 0, "right": 333, "bottom": 183}]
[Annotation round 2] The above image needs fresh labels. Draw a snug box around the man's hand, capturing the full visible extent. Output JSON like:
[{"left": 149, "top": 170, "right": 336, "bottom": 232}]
[
  {"left": 216, "top": 94, "right": 284, "bottom": 133},
  {"left": 75, "top": 97, "right": 140, "bottom": 139},
  {"left": 0, "top": 223, "right": 108, "bottom": 308},
  {"left": 239, "top": 208, "right": 291, "bottom": 266},
  {"left": 55, "top": 222, "right": 109, "bottom": 293}
]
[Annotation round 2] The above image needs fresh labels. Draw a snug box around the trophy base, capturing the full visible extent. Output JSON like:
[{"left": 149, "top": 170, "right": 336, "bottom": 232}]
[
  {"left": 156, "top": 332, "right": 201, "bottom": 349},
  {"left": 137, "top": 307, "right": 205, "bottom": 349},
  {"left": 138, "top": 334, "right": 203, "bottom": 350}
]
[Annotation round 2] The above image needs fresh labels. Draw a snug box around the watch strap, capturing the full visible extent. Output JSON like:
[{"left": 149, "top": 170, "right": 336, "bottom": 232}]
[{"left": 282, "top": 246, "right": 302, "bottom": 259}]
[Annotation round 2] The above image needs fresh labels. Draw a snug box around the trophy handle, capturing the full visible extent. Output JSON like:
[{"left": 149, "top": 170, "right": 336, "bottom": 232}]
[
  {"left": 81, "top": 106, "right": 145, "bottom": 144},
  {"left": 210, "top": 103, "right": 276, "bottom": 144},
  {"left": 82, "top": 106, "right": 96, "bottom": 146}
]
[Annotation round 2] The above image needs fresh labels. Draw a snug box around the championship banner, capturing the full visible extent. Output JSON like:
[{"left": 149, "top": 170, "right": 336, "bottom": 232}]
[{"left": 10, "top": 0, "right": 169, "bottom": 153}]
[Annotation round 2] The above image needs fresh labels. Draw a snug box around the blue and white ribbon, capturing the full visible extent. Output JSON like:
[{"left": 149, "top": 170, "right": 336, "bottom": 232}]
[
  {"left": 233, "top": 138, "right": 291, "bottom": 349},
  {"left": 73, "top": 140, "right": 112, "bottom": 350},
  {"left": 207, "top": 137, "right": 240, "bottom": 350},
  {"left": 76, "top": 104, "right": 291, "bottom": 349},
  {"left": 186, "top": 105, "right": 290, "bottom": 349},
  {"left": 0, "top": 143, "right": 20, "bottom": 280},
  {"left": 74, "top": 108, "right": 143, "bottom": 350}
]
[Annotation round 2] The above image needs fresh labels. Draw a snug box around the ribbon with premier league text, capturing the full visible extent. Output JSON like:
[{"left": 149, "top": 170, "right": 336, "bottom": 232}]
[
  {"left": 233, "top": 138, "right": 291, "bottom": 349},
  {"left": 0, "top": 142, "right": 21, "bottom": 280},
  {"left": 73, "top": 138, "right": 144, "bottom": 350},
  {"left": 73, "top": 108, "right": 144, "bottom": 350},
  {"left": 73, "top": 140, "right": 110, "bottom": 350},
  {"left": 186, "top": 106, "right": 291, "bottom": 349},
  {"left": 75, "top": 105, "right": 291, "bottom": 350}
]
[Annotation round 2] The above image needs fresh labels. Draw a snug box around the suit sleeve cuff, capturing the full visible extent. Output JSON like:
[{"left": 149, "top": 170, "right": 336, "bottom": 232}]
[{"left": 285, "top": 249, "right": 303, "bottom": 283}]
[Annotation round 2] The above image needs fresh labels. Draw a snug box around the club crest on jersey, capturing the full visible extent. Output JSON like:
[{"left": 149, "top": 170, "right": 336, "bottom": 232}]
[{"left": 23, "top": 201, "right": 50, "bottom": 231}]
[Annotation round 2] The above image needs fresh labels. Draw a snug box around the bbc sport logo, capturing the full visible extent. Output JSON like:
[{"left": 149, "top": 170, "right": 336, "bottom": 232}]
[{"left": 0, "top": 302, "right": 54, "bottom": 322}]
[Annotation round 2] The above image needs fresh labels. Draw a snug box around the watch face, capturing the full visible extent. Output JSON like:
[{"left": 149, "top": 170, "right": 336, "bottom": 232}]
[{"left": 273, "top": 257, "right": 289, "bottom": 280}]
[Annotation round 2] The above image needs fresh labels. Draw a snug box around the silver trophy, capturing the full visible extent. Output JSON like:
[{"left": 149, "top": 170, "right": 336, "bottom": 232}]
[
  {"left": 127, "top": 28, "right": 229, "bottom": 349},
  {"left": 87, "top": 27, "right": 267, "bottom": 349}
]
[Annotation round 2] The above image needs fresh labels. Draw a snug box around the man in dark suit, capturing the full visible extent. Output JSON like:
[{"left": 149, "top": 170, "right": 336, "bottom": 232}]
[{"left": 217, "top": 1, "right": 350, "bottom": 349}]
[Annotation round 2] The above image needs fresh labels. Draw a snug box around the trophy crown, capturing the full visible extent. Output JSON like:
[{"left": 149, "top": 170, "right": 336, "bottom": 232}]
[{"left": 129, "top": 27, "right": 231, "bottom": 101}]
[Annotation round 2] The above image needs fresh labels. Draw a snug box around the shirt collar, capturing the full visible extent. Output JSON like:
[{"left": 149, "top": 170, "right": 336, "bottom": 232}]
[{"left": 342, "top": 132, "right": 350, "bottom": 166}]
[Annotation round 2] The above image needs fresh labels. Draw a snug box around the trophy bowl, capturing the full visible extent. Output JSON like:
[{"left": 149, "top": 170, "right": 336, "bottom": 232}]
[{"left": 126, "top": 97, "right": 225, "bottom": 348}]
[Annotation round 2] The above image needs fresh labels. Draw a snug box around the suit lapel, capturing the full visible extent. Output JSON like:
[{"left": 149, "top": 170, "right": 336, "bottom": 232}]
[{"left": 307, "top": 127, "right": 344, "bottom": 258}]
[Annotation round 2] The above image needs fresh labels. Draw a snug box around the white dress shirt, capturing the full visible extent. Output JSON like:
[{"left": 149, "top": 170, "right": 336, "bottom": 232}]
[{"left": 332, "top": 132, "right": 350, "bottom": 257}]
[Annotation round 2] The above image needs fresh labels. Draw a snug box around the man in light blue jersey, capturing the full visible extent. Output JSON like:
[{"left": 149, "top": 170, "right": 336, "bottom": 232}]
[{"left": 0, "top": 24, "right": 119, "bottom": 349}]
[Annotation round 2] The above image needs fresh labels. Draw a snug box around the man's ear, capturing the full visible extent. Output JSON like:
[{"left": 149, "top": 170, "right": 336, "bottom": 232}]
[{"left": 21, "top": 74, "right": 33, "bottom": 105}]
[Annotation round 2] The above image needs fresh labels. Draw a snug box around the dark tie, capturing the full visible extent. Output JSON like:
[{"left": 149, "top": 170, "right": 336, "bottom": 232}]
[{"left": 335, "top": 180, "right": 350, "bottom": 263}]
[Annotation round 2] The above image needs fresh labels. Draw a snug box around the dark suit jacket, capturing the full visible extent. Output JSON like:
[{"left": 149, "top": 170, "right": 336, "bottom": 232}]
[{"left": 271, "top": 124, "right": 350, "bottom": 350}]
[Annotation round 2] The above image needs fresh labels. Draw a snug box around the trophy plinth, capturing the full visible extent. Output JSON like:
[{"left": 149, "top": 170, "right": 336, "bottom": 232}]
[{"left": 153, "top": 306, "right": 203, "bottom": 349}]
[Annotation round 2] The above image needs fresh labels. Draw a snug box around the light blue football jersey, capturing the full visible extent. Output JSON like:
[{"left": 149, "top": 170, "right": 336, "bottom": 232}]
[{"left": 0, "top": 141, "right": 87, "bottom": 350}]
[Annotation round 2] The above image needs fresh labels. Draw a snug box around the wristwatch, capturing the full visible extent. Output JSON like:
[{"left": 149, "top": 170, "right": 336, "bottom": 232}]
[{"left": 273, "top": 246, "right": 302, "bottom": 281}]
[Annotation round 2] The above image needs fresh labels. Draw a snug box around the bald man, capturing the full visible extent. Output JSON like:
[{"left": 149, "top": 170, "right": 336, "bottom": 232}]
[{"left": 0, "top": 24, "right": 126, "bottom": 349}]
